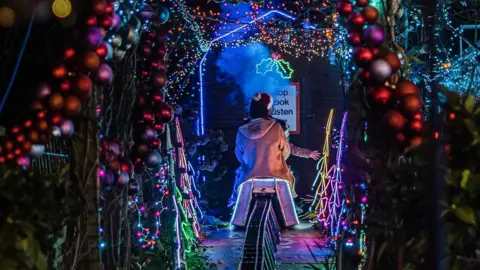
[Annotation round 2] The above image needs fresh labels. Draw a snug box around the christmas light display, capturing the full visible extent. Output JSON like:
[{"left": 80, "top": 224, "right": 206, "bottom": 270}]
[
  {"left": 308, "top": 109, "right": 334, "bottom": 222},
  {"left": 256, "top": 53, "right": 294, "bottom": 79}
]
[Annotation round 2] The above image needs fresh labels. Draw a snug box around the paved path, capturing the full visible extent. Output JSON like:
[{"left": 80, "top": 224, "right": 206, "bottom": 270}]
[{"left": 202, "top": 222, "right": 333, "bottom": 269}]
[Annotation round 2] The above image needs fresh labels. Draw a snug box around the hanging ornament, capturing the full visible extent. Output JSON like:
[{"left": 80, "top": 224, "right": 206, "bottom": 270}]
[
  {"left": 399, "top": 94, "right": 423, "bottom": 116},
  {"left": 348, "top": 12, "right": 365, "bottom": 30},
  {"left": 355, "top": 0, "right": 369, "bottom": 7},
  {"left": 81, "top": 51, "right": 101, "bottom": 72},
  {"left": 64, "top": 95, "right": 82, "bottom": 116},
  {"left": 336, "top": 1, "right": 354, "bottom": 16},
  {"left": 157, "top": 5, "right": 170, "bottom": 24},
  {"left": 370, "top": 86, "right": 392, "bottom": 105},
  {"left": 60, "top": 120, "right": 75, "bottom": 137},
  {"left": 73, "top": 74, "right": 93, "bottom": 100},
  {"left": 385, "top": 110, "right": 406, "bottom": 132},
  {"left": 363, "top": 24, "right": 385, "bottom": 46},
  {"left": 394, "top": 80, "right": 418, "bottom": 98},
  {"left": 369, "top": 59, "right": 392, "bottom": 83},
  {"left": 383, "top": 52, "right": 401, "bottom": 73},
  {"left": 94, "top": 63, "right": 113, "bottom": 84},
  {"left": 362, "top": 6, "right": 379, "bottom": 23},
  {"left": 348, "top": 32, "right": 363, "bottom": 46},
  {"left": 353, "top": 47, "right": 374, "bottom": 67}
]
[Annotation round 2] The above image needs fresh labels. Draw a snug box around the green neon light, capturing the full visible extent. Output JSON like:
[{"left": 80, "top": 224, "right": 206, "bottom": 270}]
[{"left": 256, "top": 57, "right": 294, "bottom": 79}]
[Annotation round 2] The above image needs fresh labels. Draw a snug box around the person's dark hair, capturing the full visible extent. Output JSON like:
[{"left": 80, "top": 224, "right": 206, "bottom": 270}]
[{"left": 249, "top": 93, "right": 272, "bottom": 119}]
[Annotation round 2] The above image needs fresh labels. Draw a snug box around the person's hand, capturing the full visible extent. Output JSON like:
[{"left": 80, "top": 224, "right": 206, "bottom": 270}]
[{"left": 309, "top": 150, "right": 320, "bottom": 160}]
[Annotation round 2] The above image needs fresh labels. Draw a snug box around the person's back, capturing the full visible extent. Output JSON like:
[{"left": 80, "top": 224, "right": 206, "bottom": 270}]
[{"left": 235, "top": 117, "right": 294, "bottom": 185}]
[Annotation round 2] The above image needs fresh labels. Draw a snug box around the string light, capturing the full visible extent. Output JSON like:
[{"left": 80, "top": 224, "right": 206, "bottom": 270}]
[{"left": 256, "top": 53, "right": 294, "bottom": 79}]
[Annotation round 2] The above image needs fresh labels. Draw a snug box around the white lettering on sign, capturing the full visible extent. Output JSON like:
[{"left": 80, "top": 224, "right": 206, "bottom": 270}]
[{"left": 272, "top": 83, "right": 300, "bottom": 134}]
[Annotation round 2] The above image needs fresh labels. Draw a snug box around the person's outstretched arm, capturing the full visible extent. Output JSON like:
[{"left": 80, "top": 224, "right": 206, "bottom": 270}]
[{"left": 290, "top": 143, "right": 320, "bottom": 160}]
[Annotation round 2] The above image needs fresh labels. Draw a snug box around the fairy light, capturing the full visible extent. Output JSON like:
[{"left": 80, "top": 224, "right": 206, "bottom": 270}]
[
  {"left": 309, "top": 109, "right": 334, "bottom": 224},
  {"left": 256, "top": 53, "right": 295, "bottom": 79}
]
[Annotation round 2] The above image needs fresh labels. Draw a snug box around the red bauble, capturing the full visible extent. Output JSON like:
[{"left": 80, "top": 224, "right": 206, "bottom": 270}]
[
  {"left": 385, "top": 110, "right": 406, "bottom": 132},
  {"left": 356, "top": 0, "right": 369, "bottom": 7},
  {"left": 371, "top": 86, "right": 392, "bottom": 105},
  {"left": 155, "top": 33, "right": 167, "bottom": 44},
  {"left": 383, "top": 52, "right": 401, "bottom": 73},
  {"left": 152, "top": 72, "right": 167, "bottom": 88},
  {"left": 82, "top": 51, "right": 100, "bottom": 72},
  {"left": 152, "top": 91, "right": 165, "bottom": 103},
  {"left": 336, "top": 1, "right": 354, "bottom": 16},
  {"left": 48, "top": 93, "right": 64, "bottom": 111},
  {"left": 86, "top": 16, "right": 98, "bottom": 26},
  {"left": 50, "top": 114, "right": 63, "bottom": 125},
  {"left": 359, "top": 69, "right": 371, "bottom": 82},
  {"left": 140, "top": 43, "right": 153, "bottom": 57},
  {"left": 93, "top": 0, "right": 107, "bottom": 15},
  {"left": 64, "top": 47, "right": 76, "bottom": 60},
  {"left": 362, "top": 6, "right": 379, "bottom": 23},
  {"left": 348, "top": 12, "right": 365, "bottom": 30},
  {"left": 409, "top": 120, "right": 423, "bottom": 133},
  {"left": 153, "top": 123, "right": 165, "bottom": 134},
  {"left": 73, "top": 74, "right": 93, "bottom": 100},
  {"left": 60, "top": 80, "right": 70, "bottom": 92},
  {"left": 395, "top": 80, "right": 419, "bottom": 98},
  {"left": 348, "top": 32, "right": 363, "bottom": 46},
  {"left": 400, "top": 94, "right": 423, "bottom": 116},
  {"left": 352, "top": 47, "right": 374, "bottom": 67},
  {"left": 30, "top": 100, "right": 45, "bottom": 112},
  {"left": 52, "top": 65, "right": 68, "bottom": 79},
  {"left": 409, "top": 136, "right": 423, "bottom": 148},
  {"left": 100, "top": 16, "right": 113, "bottom": 29},
  {"left": 395, "top": 133, "right": 405, "bottom": 145},
  {"left": 158, "top": 103, "right": 174, "bottom": 123},
  {"left": 64, "top": 95, "right": 82, "bottom": 116}
]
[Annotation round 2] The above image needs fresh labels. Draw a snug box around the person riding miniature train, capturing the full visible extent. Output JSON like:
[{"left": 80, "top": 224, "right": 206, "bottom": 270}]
[{"left": 228, "top": 93, "right": 319, "bottom": 212}]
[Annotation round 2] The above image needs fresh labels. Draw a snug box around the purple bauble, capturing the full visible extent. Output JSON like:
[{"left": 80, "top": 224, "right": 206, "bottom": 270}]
[
  {"left": 103, "top": 170, "right": 115, "bottom": 185},
  {"left": 95, "top": 64, "right": 113, "bottom": 84},
  {"left": 17, "top": 155, "right": 31, "bottom": 169},
  {"left": 60, "top": 120, "right": 75, "bottom": 137},
  {"left": 369, "top": 59, "right": 392, "bottom": 83},
  {"left": 141, "top": 127, "right": 158, "bottom": 141},
  {"left": 86, "top": 27, "right": 103, "bottom": 49},
  {"left": 111, "top": 12, "right": 122, "bottom": 32},
  {"left": 116, "top": 171, "right": 130, "bottom": 185},
  {"left": 363, "top": 24, "right": 385, "bottom": 46},
  {"left": 138, "top": 4, "right": 154, "bottom": 20},
  {"left": 146, "top": 151, "right": 162, "bottom": 168}
]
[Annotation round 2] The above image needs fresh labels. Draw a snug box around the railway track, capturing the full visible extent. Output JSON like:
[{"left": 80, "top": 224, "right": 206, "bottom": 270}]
[{"left": 238, "top": 195, "right": 281, "bottom": 270}]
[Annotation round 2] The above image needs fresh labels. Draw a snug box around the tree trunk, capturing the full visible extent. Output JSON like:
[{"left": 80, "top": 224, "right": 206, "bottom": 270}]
[{"left": 72, "top": 95, "right": 101, "bottom": 270}]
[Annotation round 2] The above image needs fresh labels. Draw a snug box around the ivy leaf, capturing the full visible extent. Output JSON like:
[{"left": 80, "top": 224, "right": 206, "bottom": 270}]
[
  {"left": 463, "top": 119, "right": 477, "bottom": 135},
  {"left": 460, "top": 169, "right": 471, "bottom": 189},
  {"left": 464, "top": 95, "right": 476, "bottom": 113},
  {"left": 453, "top": 206, "right": 477, "bottom": 226}
]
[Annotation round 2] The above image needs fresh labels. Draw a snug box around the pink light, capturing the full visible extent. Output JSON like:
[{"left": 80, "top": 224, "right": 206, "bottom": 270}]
[
  {"left": 271, "top": 52, "right": 281, "bottom": 60},
  {"left": 361, "top": 196, "right": 367, "bottom": 203},
  {"left": 98, "top": 169, "right": 105, "bottom": 176}
]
